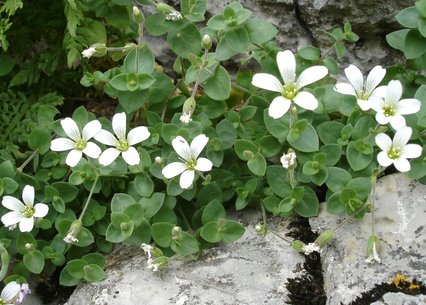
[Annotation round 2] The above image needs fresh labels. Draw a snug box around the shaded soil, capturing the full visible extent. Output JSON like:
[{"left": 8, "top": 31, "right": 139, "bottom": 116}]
[{"left": 35, "top": 267, "right": 75, "bottom": 305}]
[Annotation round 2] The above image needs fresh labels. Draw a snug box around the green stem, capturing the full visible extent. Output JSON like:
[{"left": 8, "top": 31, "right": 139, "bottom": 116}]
[
  {"left": 17, "top": 150, "right": 38, "bottom": 172},
  {"left": 161, "top": 79, "right": 183, "bottom": 122},
  {"left": 191, "top": 48, "right": 209, "bottom": 99},
  {"left": 320, "top": 43, "right": 336, "bottom": 59},
  {"left": 178, "top": 203, "right": 192, "bottom": 231},
  {"left": 259, "top": 201, "right": 268, "bottom": 236},
  {"left": 231, "top": 83, "right": 251, "bottom": 94},
  {"left": 78, "top": 175, "right": 99, "bottom": 221},
  {"left": 0, "top": 243, "right": 10, "bottom": 281},
  {"left": 268, "top": 229, "right": 293, "bottom": 244}
]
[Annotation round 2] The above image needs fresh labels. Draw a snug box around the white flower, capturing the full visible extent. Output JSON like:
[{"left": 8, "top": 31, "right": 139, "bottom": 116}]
[
  {"left": 63, "top": 234, "right": 79, "bottom": 244},
  {"left": 179, "top": 112, "right": 192, "bottom": 124},
  {"left": 140, "top": 243, "right": 153, "bottom": 259},
  {"left": 375, "top": 127, "right": 422, "bottom": 172},
  {"left": 162, "top": 134, "right": 213, "bottom": 189},
  {"left": 251, "top": 50, "right": 328, "bottom": 119},
  {"left": 302, "top": 242, "right": 321, "bottom": 255},
  {"left": 372, "top": 80, "right": 421, "bottom": 130},
  {"left": 16, "top": 283, "right": 30, "bottom": 304},
  {"left": 280, "top": 150, "right": 297, "bottom": 169},
  {"left": 165, "top": 10, "right": 182, "bottom": 21},
  {"left": 51, "top": 118, "right": 102, "bottom": 167},
  {"left": 94, "top": 112, "right": 150, "bottom": 166},
  {"left": 147, "top": 259, "right": 160, "bottom": 272},
  {"left": 0, "top": 281, "right": 21, "bottom": 305},
  {"left": 365, "top": 243, "right": 381, "bottom": 264},
  {"left": 334, "top": 64, "right": 386, "bottom": 111},
  {"left": 1, "top": 185, "right": 49, "bottom": 232},
  {"left": 82, "top": 47, "right": 96, "bottom": 59}
]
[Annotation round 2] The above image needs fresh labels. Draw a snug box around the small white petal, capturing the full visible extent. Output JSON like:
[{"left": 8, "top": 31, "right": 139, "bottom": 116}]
[
  {"left": 268, "top": 96, "right": 291, "bottom": 119},
  {"left": 393, "top": 127, "right": 412, "bottom": 147},
  {"left": 357, "top": 98, "right": 371, "bottom": 111},
  {"left": 388, "top": 115, "right": 406, "bottom": 130},
  {"left": 172, "top": 136, "right": 192, "bottom": 161},
  {"left": 377, "top": 151, "right": 393, "bottom": 167},
  {"left": 371, "top": 97, "right": 386, "bottom": 112},
  {"left": 162, "top": 162, "right": 187, "bottom": 179},
  {"left": 393, "top": 158, "right": 410, "bottom": 172},
  {"left": 50, "top": 138, "right": 76, "bottom": 152},
  {"left": 402, "top": 144, "right": 422, "bottom": 159},
  {"left": 375, "top": 133, "right": 392, "bottom": 151},
  {"left": 365, "top": 65, "right": 386, "bottom": 95},
  {"left": 375, "top": 112, "right": 390, "bottom": 125},
  {"left": 22, "top": 185, "right": 35, "bottom": 207},
  {"left": 344, "top": 65, "right": 364, "bottom": 93},
  {"left": 127, "top": 126, "right": 150, "bottom": 145},
  {"left": 179, "top": 170, "right": 195, "bottom": 189},
  {"left": 296, "top": 66, "right": 328, "bottom": 89},
  {"left": 66, "top": 150, "right": 83, "bottom": 167},
  {"left": 195, "top": 157, "right": 213, "bottom": 172},
  {"left": 19, "top": 217, "right": 34, "bottom": 232},
  {"left": 94, "top": 130, "right": 118, "bottom": 146},
  {"left": 112, "top": 112, "right": 127, "bottom": 140},
  {"left": 1, "top": 282, "right": 21, "bottom": 301},
  {"left": 385, "top": 80, "right": 403, "bottom": 104},
  {"left": 334, "top": 83, "right": 356, "bottom": 96},
  {"left": 277, "top": 50, "right": 296, "bottom": 84},
  {"left": 34, "top": 203, "right": 49, "bottom": 218},
  {"left": 61, "top": 118, "right": 81, "bottom": 141},
  {"left": 122, "top": 147, "right": 140, "bottom": 165},
  {"left": 82, "top": 120, "right": 102, "bottom": 140},
  {"left": 371, "top": 85, "right": 387, "bottom": 98},
  {"left": 190, "top": 134, "right": 209, "bottom": 159},
  {"left": 99, "top": 148, "right": 121, "bottom": 166},
  {"left": 397, "top": 99, "right": 421, "bottom": 115},
  {"left": 2, "top": 196, "right": 25, "bottom": 211},
  {"left": 1, "top": 211, "right": 22, "bottom": 227},
  {"left": 293, "top": 91, "right": 318, "bottom": 110},
  {"left": 83, "top": 142, "right": 102, "bottom": 158},
  {"left": 251, "top": 73, "right": 283, "bottom": 93}
]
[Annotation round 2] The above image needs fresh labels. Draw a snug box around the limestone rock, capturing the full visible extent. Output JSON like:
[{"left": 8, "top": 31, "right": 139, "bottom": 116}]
[
  {"left": 370, "top": 292, "right": 426, "bottom": 305},
  {"left": 310, "top": 174, "right": 426, "bottom": 305},
  {"left": 65, "top": 211, "right": 304, "bottom": 305}
]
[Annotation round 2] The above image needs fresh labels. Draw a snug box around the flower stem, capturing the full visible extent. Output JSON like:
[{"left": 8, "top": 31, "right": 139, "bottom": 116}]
[
  {"left": 17, "top": 150, "right": 38, "bottom": 172},
  {"left": 191, "top": 48, "right": 209, "bottom": 99},
  {"left": 260, "top": 201, "right": 268, "bottom": 236},
  {"left": 78, "top": 175, "right": 99, "bottom": 221},
  {"left": 268, "top": 228, "right": 293, "bottom": 244},
  {"left": 161, "top": 79, "right": 183, "bottom": 122},
  {"left": 0, "top": 243, "right": 10, "bottom": 281}
]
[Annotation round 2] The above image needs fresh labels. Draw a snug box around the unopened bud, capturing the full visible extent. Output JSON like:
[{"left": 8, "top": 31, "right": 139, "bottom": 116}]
[
  {"left": 314, "top": 229, "right": 334, "bottom": 247},
  {"left": 156, "top": 3, "right": 174, "bottom": 14},
  {"left": 172, "top": 226, "right": 182, "bottom": 236},
  {"left": 255, "top": 224, "right": 263, "bottom": 233},
  {"left": 25, "top": 243, "right": 34, "bottom": 251},
  {"left": 64, "top": 219, "right": 82, "bottom": 244},
  {"left": 133, "top": 6, "right": 145, "bottom": 24},
  {"left": 201, "top": 34, "right": 212, "bottom": 50},
  {"left": 155, "top": 156, "right": 163, "bottom": 165},
  {"left": 291, "top": 240, "right": 306, "bottom": 252}
]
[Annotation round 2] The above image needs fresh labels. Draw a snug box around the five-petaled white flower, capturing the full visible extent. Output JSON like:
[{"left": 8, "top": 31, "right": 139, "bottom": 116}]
[
  {"left": 334, "top": 64, "right": 386, "bottom": 111},
  {"left": 82, "top": 47, "right": 96, "bottom": 59},
  {"left": 95, "top": 112, "right": 150, "bottom": 166},
  {"left": 51, "top": 118, "right": 102, "bottom": 167},
  {"left": 375, "top": 127, "right": 422, "bottom": 172},
  {"left": 1, "top": 185, "right": 49, "bottom": 232},
  {"left": 280, "top": 150, "right": 297, "bottom": 169},
  {"left": 0, "top": 281, "right": 22, "bottom": 305},
  {"left": 251, "top": 50, "right": 328, "bottom": 119},
  {"left": 162, "top": 134, "right": 213, "bottom": 189},
  {"left": 372, "top": 80, "right": 421, "bottom": 130}
]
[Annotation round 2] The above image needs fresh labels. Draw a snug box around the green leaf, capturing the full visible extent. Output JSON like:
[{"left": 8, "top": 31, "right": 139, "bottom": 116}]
[
  {"left": 294, "top": 187, "right": 319, "bottom": 217},
  {"left": 207, "top": 14, "right": 226, "bottom": 30},
  {"left": 264, "top": 110, "right": 290, "bottom": 143},
  {"left": 123, "top": 46, "right": 155, "bottom": 74},
  {"left": 23, "top": 250, "right": 45, "bottom": 274},
  {"left": 60, "top": 267, "right": 81, "bottom": 286},
  {"left": 0, "top": 161, "right": 15, "bottom": 178},
  {"left": 139, "top": 192, "right": 165, "bottom": 218},
  {"left": 311, "top": 168, "right": 329, "bottom": 186},
  {"left": 82, "top": 253, "right": 105, "bottom": 268},
  {"left": 51, "top": 182, "right": 79, "bottom": 203},
  {"left": 214, "top": 37, "right": 237, "bottom": 61},
  {"left": 17, "top": 233, "right": 37, "bottom": 255},
  {"left": 109, "top": 73, "right": 128, "bottom": 91},
  {"left": 134, "top": 173, "right": 154, "bottom": 197},
  {"left": 181, "top": 0, "right": 206, "bottom": 22},
  {"left": 111, "top": 193, "right": 136, "bottom": 213},
  {"left": 74, "top": 227, "right": 95, "bottom": 247},
  {"left": 151, "top": 222, "right": 174, "bottom": 247},
  {"left": 52, "top": 196, "right": 65, "bottom": 213},
  {"left": 346, "top": 141, "right": 373, "bottom": 171},
  {"left": 224, "top": 27, "right": 249, "bottom": 52},
  {"left": 326, "top": 167, "right": 352, "bottom": 192},
  {"left": 234, "top": 139, "right": 258, "bottom": 161},
  {"left": 419, "top": 17, "right": 426, "bottom": 37},
  {"left": 288, "top": 120, "right": 319, "bottom": 152},
  {"left": 216, "top": 119, "right": 237, "bottom": 149},
  {"left": 259, "top": 135, "right": 282, "bottom": 158},
  {"left": 334, "top": 42, "right": 346, "bottom": 58},
  {"left": 167, "top": 23, "right": 202, "bottom": 58},
  {"left": 322, "top": 57, "right": 339, "bottom": 74},
  {"left": 28, "top": 127, "right": 51, "bottom": 154},
  {"left": 0, "top": 55, "right": 15, "bottom": 77},
  {"left": 1, "top": 177, "right": 18, "bottom": 194},
  {"left": 83, "top": 264, "right": 105, "bottom": 282},
  {"left": 317, "top": 121, "right": 345, "bottom": 144},
  {"left": 347, "top": 177, "right": 371, "bottom": 200},
  {"left": 319, "top": 144, "right": 342, "bottom": 166},
  {"left": 266, "top": 166, "right": 292, "bottom": 198},
  {"left": 326, "top": 192, "right": 345, "bottom": 214},
  {"left": 245, "top": 18, "right": 278, "bottom": 44},
  {"left": 298, "top": 46, "right": 320, "bottom": 61},
  {"left": 386, "top": 29, "right": 410, "bottom": 52},
  {"left": 417, "top": 0, "right": 426, "bottom": 18},
  {"left": 66, "top": 259, "right": 87, "bottom": 279},
  {"left": 404, "top": 29, "right": 426, "bottom": 59},
  {"left": 303, "top": 161, "right": 320, "bottom": 175},
  {"left": 396, "top": 7, "right": 420, "bottom": 28},
  {"left": 221, "top": 220, "right": 245, "bottom": 243},
  {"left": 145, "top": 13, "right": 168, "bottom": 36},
  {"left": 171, "top": 232, "right": 199, "bottom": 255},
  {"left": 204, "top": 66, "right": 231, "bottom": 101},
  {"left": 247, "top": 153, "right": 266, "bottom": 176},
  {"left": 200, "top": 221, "right": 221, "bottom": 243},
  {"left": 202, "top": 200, "right": 226, "bottom": 224}
]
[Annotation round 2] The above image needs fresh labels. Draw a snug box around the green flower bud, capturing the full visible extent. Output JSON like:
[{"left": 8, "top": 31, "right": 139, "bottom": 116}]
[
  {"left": 155, "top": 156, "right": 163, "bottom": 165},
  {"left": 64, "top": 219, "right": 83, "bottom": 244},
  {"left": 25, "top": 243, "right": 34, "bottom": 251},
  {"left": 314, "top": 229, "right": 334, "bottom": 247},
  {"left": 92, "top": 43, "right": 107, "bottom": 57},
  {"left": 291, "top": 240, "right": 306, "bottom": 252},
  {"left": 201, "top": 34, "right": 212, "bottom": 50},
  {"left": 133, "top": 6, "right": 145, "bottom": 24},
  {"left": 182, "top": 97, "right": 196, "bottom": 115},
  {"left": 156, "top": 3, "right": 174, "bottom": 14}
]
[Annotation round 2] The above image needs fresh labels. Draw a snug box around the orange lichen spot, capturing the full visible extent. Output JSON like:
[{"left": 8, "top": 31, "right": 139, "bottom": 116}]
[{"left": 391, "top": 274, "right": 420, "bottom": 290}]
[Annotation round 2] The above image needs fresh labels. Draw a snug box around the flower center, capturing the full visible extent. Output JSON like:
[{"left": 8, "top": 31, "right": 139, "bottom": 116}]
[
  {"left": 186, "top": 158, "right": 197, "bottom": 170},
  {"left": 387, "top": 146, "right": 401, "bottom": 160},
  {"left": 22, "top": 205, "right": 35, "bottom": 218},
  {"left": 282, "top": 83, "right": 297, "bottom": 99},
  {"left": 75, "top": 139, "right": 87, "bottom": 151},
  {"left": 358, "top": 89, "right": 369, "bottom": 100},
  {"left": 0, "top": 299, "right": 6, "bottom": 305},
  {"left": 117, "top": 139, "right": 129, "bottom": 152},
  {"left": 383, "top": 104, "right": 396, "bottom": 117}
]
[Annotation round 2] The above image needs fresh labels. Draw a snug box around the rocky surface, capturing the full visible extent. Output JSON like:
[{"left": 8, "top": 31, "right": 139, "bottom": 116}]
[
  {"left": 65, "top": 211, "right": 305, "bottom": 305},
  {"left": 310, "top": 174, "right": 426, "bottom": 305},
  {"left": 370, "top": 292, "right": 426, "bottom": 305}
]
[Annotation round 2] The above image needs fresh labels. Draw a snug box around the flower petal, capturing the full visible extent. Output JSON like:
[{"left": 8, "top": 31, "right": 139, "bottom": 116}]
[
  {"left": 1, "top": 211, "right": 22, "bottom": 227},
  {"left": 277, "top": 50, "right": 296, "bottom": 84},
  {"left": 375, "top": 133, "right": 392, "bottom": 151},
  {"left": 195, "top": 157, "right": 213, "bottom": 172},
  {"left": 22, "top": 185, "right": 35, "bottom": 207},
  {"left": 293, "top": 91, "right": 318, "bottom": 110},
  {"left": 99, "top": 148, "right": 121, "bottom": 166},
  {"left": 122, "top": 147, "right": 140, "bottom": 165},
  {"left": 2, "top": 196, "right": 25, "bottom": 211},
  {"left": 127, "top": 126, "right": 150, "bottom": 146},
  {"left": 371, "top": 85, "right": 387, "bottom": 98},
  {"left": 94, "top": 130, "right": 117, "bottom": 146},
  {"left": 393, "top": 127, "right": 412, "bottom": 147},
  {"left": 19, "top": 217, "right": 34, "bottom": 232},
  {"left": 385, "top": 80, "right": 402, "bottom": 104},
  {"left": 1, "top": 281, "right": 21, "bottom": 301},
  {"left": 179, "top": 170, "right": 195, "bottom": 189},
  {"left": 83, "top": 142, "right": 101, "bottom": 158},
  {"left": 172, "top": 136, "right": 192, "bottom": 161},
  {"left": 371, "top": 97, "right": 386, "bottom": 112},
  {"left": 375, "top": 112, "right": 390, "bottom": 126},
  {"left": 402, "top": 144, "right": 422, "bottom": 159},
  {"left": 162, "top": 162, "right": 187, "bottom": 179},
  {"left": 61, "top": 118, "right": 81, "bottom": 141},
  {"left": 251, "top": 73, "right": 282, "bottom": 93},
  {"left": 82, "top": 120, "right": 102, "bottom": 140},
  {"left": 334, "top": 83, "right": 356, "bottom": 96},
  {"left": 268, "top": 96, "right": 291, "bottom": 119},
  {"left": 112, "top": 112, "right": 127, "bottom": 140},
  {"left": 66, "top": 149, "right": 83, "bottom": 167},
  {"left": 397, "top": 99, "right": 421, "bottom": 115},
  {"left": 344, "top": 65, "right": 364, "bottom": 93},
  {"left": 190, "top": 134, "right": 209, "bottom": 159},
  {"left": 34, "top": 203, "right": 49, "bottom": 218},
  {"left": 296, "top": 66, "right": 328, "bottom": 89},
  {"left": 377, "top": 151, "right": 393, "bottom": 167},
  {"left": 50, "top": 138, "right": 76, "bottom": 152},
  {"left": 365, "top": 65, "right": 386, "bottom": 95},
  {"left": 388, "top": 115, "right": 406, "bottom": 130},
  {"left": 393, "top": 158, "right": 410, "bottom": 172},
  {"left": 357, "top": 98, "right": 371, "bottom": 111}
]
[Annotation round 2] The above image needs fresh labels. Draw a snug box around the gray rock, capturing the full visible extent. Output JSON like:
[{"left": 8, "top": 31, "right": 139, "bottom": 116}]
[
  {"left": 310, "top": 174, "right": 426, "bottom": 305},
  {"left": 65, "top": 211, "right": 304, "bottom": 305},
  {"left": 370, "top": 292, "right": 426, "bottom": 305}
]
